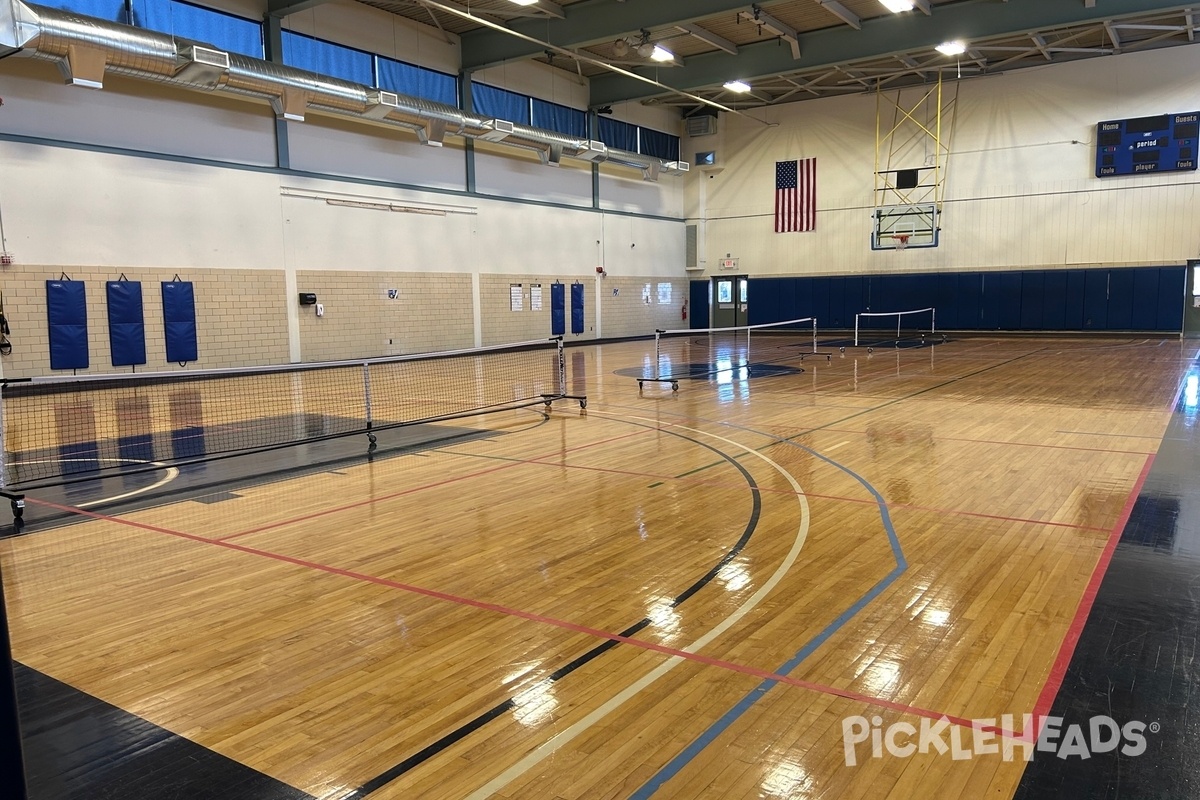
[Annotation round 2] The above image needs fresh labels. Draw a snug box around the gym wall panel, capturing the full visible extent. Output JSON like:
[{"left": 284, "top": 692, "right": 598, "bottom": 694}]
[
  {"left": 689, "top": 280, "right": 709, "bottom": 329},
  {"left": 1020, "top": 271, "right": 1045, "bottom": 330},
  {"left": 285, "top": 117, "right": 467, "bottom": 193},
  {"left": 1040, "top": 271, "right": 1068, "bottom": 331},
  {"left": 1062, "top": 270, "right": 1087, "bottom": 330},
  {"left": 1107, "top": 269, "right": 1136, "bottom": 330},
  {"left": 1131, "top": 269, "right": 1162, "bottom": 331},
  {"left": 473, "top": 142, "right": 593, "bottom": 207},
  {"left": 747, "top": 278, "right": 793, "bottom": 325},
  {"left": 600, "top": 277, "right": 689, "bottom": 339},
  {"left": 1083, "top": 270, "right": 1109, "bottom": 330},
  {"left": 294, "top": 270, "right": 473, "bottom": 362},
  {"left": 0, "top": 59, "right": 277, "bottom": 167},
  {"left": 46, "top": 280, "right": 89, "bottom": 371},
  {"left": 106, "top": 280, "right": 147, "bottom": 367},
  {"left": 1157, "top": 267, "right": 1185, "bottom": 332},
  {"left": 2, "top": 266, "right": 288, "bottom": 379}
]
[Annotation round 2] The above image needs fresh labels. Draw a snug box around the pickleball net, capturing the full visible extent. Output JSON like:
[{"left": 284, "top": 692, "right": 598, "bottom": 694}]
[{"left": 853, "top": 307, "right": 938, "bottom": 348}]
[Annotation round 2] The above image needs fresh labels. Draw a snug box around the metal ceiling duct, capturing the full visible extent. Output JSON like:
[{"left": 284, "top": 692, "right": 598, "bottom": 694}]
[{"left": 0, "top": 1, "right": 688, "bottom": 179}]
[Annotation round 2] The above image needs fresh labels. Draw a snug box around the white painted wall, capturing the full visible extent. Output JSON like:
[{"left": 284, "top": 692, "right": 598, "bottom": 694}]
[{"left": 687, "top": 45, "right": 1200, "bottom": 277}]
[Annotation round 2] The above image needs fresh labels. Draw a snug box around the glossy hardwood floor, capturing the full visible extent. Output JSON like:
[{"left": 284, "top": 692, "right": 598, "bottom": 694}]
[{"left": 0, "top": 335, "right": 1189, "bottom": 799}]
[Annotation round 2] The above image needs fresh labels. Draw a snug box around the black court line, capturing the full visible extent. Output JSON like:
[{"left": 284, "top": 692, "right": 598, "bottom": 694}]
[{"left": 341, "top": 420, "right": 765, "bottom": 799}]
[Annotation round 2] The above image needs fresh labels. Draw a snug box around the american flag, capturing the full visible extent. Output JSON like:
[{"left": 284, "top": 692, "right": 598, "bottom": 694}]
[{"left": 775, "top": 158, "right": 816, "bottom": 233}]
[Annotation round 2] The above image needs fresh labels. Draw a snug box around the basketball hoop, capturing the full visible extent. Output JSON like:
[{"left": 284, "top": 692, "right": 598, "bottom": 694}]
[{"left": 891, "top": 234, "right": 910, "bottom": 250}]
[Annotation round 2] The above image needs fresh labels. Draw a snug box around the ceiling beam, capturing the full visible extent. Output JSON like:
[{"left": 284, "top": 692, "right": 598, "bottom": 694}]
[
  {"left": 589, "top": 0, "right": 1197, "bottom": 105},
  {"left": 461, "top": 0, "right": 792, "bottom": 69},
  {"left": 814, "top": 0, "right": 861, "bottom": 30},
  {"left": 675, "top": 22, "right": 739, "bottom": 55},
  {"left": 738, "top": 6, "right": 802, "bottom": 58}
]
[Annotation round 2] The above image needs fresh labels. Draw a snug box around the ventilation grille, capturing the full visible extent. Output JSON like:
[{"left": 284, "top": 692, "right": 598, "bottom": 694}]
[
  {"left": 685, "top": 224, "right": 698, "bottom": 268},
  {"left": 685, "top": 115, "right": 717, "bottom": 137}
]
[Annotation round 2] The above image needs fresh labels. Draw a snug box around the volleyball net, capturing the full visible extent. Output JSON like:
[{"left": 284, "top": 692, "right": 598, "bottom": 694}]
[{"left": 0, "top": 337, "right": 584, "bottom": 492}]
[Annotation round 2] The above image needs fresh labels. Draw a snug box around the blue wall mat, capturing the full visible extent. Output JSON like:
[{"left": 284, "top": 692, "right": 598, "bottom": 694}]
[
  {"left": 1106, "top": 268, "right": 1136, "bottom": 330},
  {"left": 550, "top": 283, "right": 565, "bottom": 336},
  {"left": 747, "top": 278, "right": 790, "bottom": 325},
  {"left": 689, "top": 280, "right": 709, "bottom": 329},
  {"left": 106, "top": 281, "right": 147, "bottom": 367},
  {"left": 1040, "top": 271, "right": 1068, "bottom": 331},
  {"left": 1063, "top": 270, "right": 1087, "bottom": 330},
  {"left": 46, "top": 279, "right": 89, "bottom": 370},
  {"left": 1157, "top": 267, "right": 1185, "bottom": 332},
  {"left": 570, "top": 283, "right": 584, "bottom": 334},
  {"left": 162, "top": 281, "right": 198, "bottom": 363},
  {"left": 1082, "top": 270, "right": 1109, "bottom": 330},
  {"left": 1131, "top": 268, "right": 1161, "bottom": 331},
  {"left": 745, "top": 266, "right": 1182, "bottom": 334},
  {"left": 1020, "top": 271, "right": 1045, "bottom": 330}
]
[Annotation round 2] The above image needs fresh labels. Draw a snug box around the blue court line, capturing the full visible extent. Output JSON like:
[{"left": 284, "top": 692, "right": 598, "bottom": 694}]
[{"left": 630, "top": 434, "right": 907, "bottom": 799}]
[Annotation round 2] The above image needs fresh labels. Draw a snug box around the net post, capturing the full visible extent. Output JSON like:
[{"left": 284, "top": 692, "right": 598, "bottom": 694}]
[
  {"left": 854, "top": 314, "right": 860, "bottom": 347},
  {"left": 654, "top": 330, "right": 662, "bottom": 381},
  {"left": 361, "top": 363, "right": 373, "bottom": 437},
  {"left": 747, "top": 325, "right": 752, "bottom": 365},
  {"left": 896, "top": 313, "right": 901, "bottom": 343},
  {"left": 556, "top": 336, "right": 566, "bottom": 397},
  {"left": 931, "top": 308, "right": 936, "bottom": 335},
  {"left": 811, "top": 317, "right": 817, "bottom": 354},
  {"left": 0, "top": 383, "right": 6, "bottom": 494}
]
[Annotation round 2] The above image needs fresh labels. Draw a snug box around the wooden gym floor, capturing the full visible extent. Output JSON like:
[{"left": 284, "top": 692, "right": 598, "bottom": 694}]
[{"left": 2, "top": 334, "right": 1196, "bottom": 799}]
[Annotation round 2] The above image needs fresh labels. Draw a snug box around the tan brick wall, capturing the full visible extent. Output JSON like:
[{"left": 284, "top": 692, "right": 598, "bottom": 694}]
[
  {"left": 296, "top": 271, "right": 474, "bottom": 362},
  {"left": 480, "top": 275, "right": 594, "bottom": 346},
  {"left": 0, "top": 265, "right": 289, "bottom": 379},
  {"left": 600, "top": 276, "right": 690, "bottom": 339}
]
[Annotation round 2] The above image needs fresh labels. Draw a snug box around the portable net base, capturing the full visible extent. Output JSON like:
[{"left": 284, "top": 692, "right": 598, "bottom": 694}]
[
  {"left": 0, "top": 337, "right": 586, "bottom": 527},
  {"left": 639, "top": 318, "right": 829, "bottom": 392}
]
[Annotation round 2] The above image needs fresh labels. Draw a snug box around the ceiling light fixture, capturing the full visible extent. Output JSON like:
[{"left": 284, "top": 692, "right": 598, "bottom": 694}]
[
  {"left": 723, "top": 80, "right": 751, "bottom": 93},
  {"left": 650, "top": 44, "right": 674, "bottom": 62},
  {"left": 878, "top": 0, "right": 914, "bottom": 12},
  {"left": 508, "top": 0, "right": 539, "bottom": 6},
  {"left": 935, "top": 40, "right": 967, "bottom": 55}
]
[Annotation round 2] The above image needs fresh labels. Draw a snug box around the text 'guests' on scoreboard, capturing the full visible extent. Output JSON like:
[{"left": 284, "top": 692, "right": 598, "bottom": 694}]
[{"left": 1096, "top": 112, "right": 1199, "bottom": 177}]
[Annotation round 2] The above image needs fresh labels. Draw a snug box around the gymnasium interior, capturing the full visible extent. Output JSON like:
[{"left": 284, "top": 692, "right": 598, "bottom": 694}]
[{"left": 0, "top": 0, "right": 1198, "bottom": 798}]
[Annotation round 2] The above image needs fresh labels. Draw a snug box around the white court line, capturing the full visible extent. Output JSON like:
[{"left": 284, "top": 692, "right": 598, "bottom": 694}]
[
  {"left": 464, "top": 411, "right": 811, "bottom": 799},
  {"left": 10, "top": 457, "right": 180, "bottom": 509}
]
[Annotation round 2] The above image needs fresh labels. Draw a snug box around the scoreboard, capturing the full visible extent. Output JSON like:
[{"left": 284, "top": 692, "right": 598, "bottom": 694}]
[{"left": 1096, "top": 112, "right": 1199, "bottom": 177}]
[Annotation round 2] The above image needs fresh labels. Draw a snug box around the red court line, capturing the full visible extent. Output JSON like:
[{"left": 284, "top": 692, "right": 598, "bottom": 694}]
[
  {"left": 27, "top": 495, "right": 983, "bottom": 735},
  {"left": 1026, "top": 452, "right": 1155, "bottom": 741},
  {"left": 217, "top": 427, "right": 653, "bottom": 541}
]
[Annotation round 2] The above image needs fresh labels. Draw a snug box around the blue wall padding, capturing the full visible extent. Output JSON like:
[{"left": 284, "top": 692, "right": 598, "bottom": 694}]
[
  {"left": 689, "top": 280, "right": 709, "bottom": 329},
  {"left": 162, "top": 281, "right": 198, "bottom": 363},
  {"left": 46, "top": 279, "right": 89, "bottom": 370},
  {"left": 106, "top": 281, "right": 147, "bottom": 367},
  {"left": 551, "top": 283, "right": 565, "bottom": 336},
  {"left": 747, "top": 266, "right": 1184, "bottom": 333},
  {"left": 570, "top": 283, "right": 584, "bottom": 334}
]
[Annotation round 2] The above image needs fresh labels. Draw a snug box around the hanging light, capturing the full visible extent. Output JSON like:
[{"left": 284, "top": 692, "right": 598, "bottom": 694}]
[
  {"left": 935, "top": 40, "right": 967, "bottom": 55},
  {"left": 650, "top": 44, "right": 674, "bottom": 62},
  {"left": 723, "top": 80, "right": 751, "bottom": 93},
  {"left": 878, "top": 0, "right": 914, "bottom": 11}
]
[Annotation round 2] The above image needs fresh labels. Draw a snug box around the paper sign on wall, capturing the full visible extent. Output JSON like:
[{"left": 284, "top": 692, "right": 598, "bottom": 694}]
[
  {"left": 510, "top": 284, "right": 523, "bottom": 312},
  {"left": 531, "top": 284, "right": 543, "bottom": 311}
]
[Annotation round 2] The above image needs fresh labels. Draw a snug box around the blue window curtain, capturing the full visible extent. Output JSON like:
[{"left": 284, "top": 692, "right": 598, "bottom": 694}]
[
  {"left": 376, "top": 57, "right": 457, "bottom": 105},
  {"left": 132, "top": 0, "right": 262, "bottom": 58},
  {"left": 471, "top": 83, "right": 532, "bottom": 125},
  {"left": 531, "top": 99, "right": 587, "bottom": 138},
  {"left": 281, "top": 30, "right": 374, "bottom": 86},
  {"left": 639, "top": 126, "right": 680, "bottom": 161},
  {"left": 44, "top": 0, "right": 130, "bottom": 22},
  {"left": 598, "top": 117, "right": 638, "bottom": 152}
]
